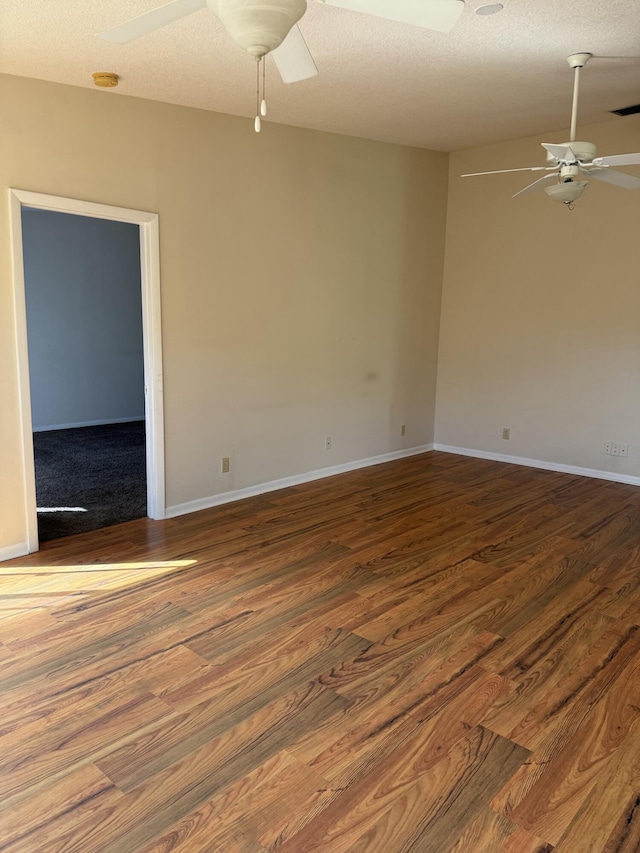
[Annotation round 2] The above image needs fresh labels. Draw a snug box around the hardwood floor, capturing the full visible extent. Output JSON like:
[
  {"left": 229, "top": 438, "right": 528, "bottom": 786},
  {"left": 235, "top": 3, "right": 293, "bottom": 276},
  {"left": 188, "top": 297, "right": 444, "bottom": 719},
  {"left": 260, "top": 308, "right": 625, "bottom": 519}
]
[{"left": 1, "top": 451, "right": 639, "bottom": 852}]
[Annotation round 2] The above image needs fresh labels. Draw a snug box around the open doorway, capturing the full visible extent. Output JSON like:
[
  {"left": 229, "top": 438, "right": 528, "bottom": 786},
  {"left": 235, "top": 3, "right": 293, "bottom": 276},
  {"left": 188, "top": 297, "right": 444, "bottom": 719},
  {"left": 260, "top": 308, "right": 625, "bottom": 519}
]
[
  {"left": 9, "top": 190, "right": 165, "bottom": 553},
  {"left": 23, "top": 209, "right": 146, "bottom": 541}
]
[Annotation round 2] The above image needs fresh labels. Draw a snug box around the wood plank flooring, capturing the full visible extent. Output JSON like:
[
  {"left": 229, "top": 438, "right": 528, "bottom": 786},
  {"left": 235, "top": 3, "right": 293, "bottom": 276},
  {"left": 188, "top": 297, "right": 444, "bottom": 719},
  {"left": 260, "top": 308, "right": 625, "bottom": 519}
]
[{"left": 1, "top": 451, "right": 639, "bottom": 852}]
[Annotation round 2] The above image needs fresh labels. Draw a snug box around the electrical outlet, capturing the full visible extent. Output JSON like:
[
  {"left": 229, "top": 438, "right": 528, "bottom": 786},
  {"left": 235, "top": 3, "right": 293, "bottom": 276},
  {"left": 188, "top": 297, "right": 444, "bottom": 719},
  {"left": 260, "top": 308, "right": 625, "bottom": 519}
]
[
  {"left": 325, "top": 436, "right": 332, "bottom": 451},
  {"left": 401, "top": 424, "right": 406, "bottom": 437},
  {"left": 221, "top": 456, "right": 230, "bottom": 473},
  {"left": 604, "top": 441, "right": 629, "bottom": 457},
  {"left": 502, "top": 428, "right": 511, "bottom": 440}
]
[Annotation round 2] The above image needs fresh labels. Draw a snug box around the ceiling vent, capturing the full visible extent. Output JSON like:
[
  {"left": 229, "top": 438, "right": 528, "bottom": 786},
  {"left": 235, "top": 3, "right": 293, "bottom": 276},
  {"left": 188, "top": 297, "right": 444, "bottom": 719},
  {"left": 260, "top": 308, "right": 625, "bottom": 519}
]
[{"left": 610, "top": 103, "right": 640, "bottom": 117}]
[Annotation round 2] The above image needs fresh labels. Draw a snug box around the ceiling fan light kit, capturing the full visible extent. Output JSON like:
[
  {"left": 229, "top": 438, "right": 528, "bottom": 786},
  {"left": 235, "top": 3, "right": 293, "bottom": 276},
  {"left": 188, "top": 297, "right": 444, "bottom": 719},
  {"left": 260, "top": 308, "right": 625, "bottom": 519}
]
[
  {"left": 217, "top": 0, "right": 306, "bottom": 56},
  {"left": 462, "top": 51, "right": 640, "bottom": 208},
  {"left": 544, "top": 180, "right": 589, "bottom": 206}
]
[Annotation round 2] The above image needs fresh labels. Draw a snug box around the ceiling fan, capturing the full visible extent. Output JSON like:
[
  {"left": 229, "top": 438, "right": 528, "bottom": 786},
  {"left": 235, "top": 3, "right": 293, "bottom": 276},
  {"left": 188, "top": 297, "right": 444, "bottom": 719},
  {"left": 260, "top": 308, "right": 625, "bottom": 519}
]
[
  {"left": 98, "top": 0, "right": 465, "bottom": 85},
  {"left": 462, "top": 53, "right": 640, "bottom": 208}
]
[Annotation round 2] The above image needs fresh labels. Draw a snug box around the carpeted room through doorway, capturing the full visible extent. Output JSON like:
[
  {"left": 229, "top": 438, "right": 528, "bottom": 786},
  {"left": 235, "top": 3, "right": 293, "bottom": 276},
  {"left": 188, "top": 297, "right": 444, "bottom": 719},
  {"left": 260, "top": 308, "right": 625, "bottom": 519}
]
[{"left": 33, "top": 421, "right": 147, "bottom": 541}]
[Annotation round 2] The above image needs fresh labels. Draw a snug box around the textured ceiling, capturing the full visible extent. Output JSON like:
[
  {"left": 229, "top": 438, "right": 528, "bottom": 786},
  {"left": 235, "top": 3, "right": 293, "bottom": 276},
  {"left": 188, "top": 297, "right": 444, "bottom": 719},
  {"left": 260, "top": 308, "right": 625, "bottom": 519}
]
[{"left": 1, "top": 0, "right": 640, "bottom": 151}]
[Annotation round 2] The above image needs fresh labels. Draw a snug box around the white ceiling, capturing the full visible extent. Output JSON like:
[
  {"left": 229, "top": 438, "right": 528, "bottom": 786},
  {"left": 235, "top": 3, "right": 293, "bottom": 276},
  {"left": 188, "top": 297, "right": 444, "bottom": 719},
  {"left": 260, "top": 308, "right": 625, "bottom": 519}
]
[{"left": 2, "top": 0, "right": 640, "bottom": 151}]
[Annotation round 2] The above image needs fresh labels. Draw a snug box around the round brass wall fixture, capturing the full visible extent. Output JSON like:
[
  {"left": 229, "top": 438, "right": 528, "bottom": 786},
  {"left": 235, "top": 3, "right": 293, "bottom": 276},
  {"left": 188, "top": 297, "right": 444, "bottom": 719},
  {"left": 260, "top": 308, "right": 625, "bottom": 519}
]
[{"left": 92, "top": 72, "right": 119, "bottom": 88}]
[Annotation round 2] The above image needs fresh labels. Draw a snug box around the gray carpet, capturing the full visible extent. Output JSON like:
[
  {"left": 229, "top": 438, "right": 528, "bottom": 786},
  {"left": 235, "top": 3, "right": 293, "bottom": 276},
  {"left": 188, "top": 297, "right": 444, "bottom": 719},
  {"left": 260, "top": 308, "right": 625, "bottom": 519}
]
[{"left": 33, "top": 421, "right": 147, "bottom": 541}]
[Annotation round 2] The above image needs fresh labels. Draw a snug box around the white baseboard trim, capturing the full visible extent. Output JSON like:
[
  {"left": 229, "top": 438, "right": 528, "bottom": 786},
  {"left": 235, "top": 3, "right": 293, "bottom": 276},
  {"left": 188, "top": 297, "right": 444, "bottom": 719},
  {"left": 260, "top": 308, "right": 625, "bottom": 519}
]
[
  {"left": 33, "top": 416, "right": 145, "bottom": 433},
  {"left": 0, "top": 542, "right": 30, "bottom": 562},
  {"left": 434, "top": 444, "right": 640, "bottom": 487},
  {"left": 165, "top": 444, "right": 435, "bottom": 519}
]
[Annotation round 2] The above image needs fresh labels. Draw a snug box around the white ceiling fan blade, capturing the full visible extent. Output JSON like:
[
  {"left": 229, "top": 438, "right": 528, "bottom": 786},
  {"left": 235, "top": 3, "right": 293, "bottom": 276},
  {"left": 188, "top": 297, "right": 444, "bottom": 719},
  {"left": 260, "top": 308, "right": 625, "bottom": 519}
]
[
  {"left": 542, "top": 143, "right": 577, "bottom": 162},
  {"left": 321, "top": 0, "right": 464, "bottom": 34},
  {"left": 271, "top": 25, "right": 318, "bottom": 83},
  {"left": 462, "top": 166, "right": 552, "bottom": 177},
  {"left": 512, "top": 173, "right": 559, "bottom": 198},
  {"left": 98, "top": 0, "right": 207, "bottom": 44},
  {"left": 589, "top": 169, "right": 640, "bottom": 190},
  {"left": 592, "top": 152, "right": 640, "bottom": 168}
]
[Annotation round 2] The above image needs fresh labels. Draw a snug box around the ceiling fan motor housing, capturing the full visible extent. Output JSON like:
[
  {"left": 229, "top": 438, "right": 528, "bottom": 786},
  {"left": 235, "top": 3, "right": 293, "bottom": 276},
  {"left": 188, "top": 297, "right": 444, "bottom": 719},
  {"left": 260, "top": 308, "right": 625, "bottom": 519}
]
[
  {"left": 545, "top": 141, "right": 597, "bottom": 164},
  {"left": 216, "top": 0, "right": 307, "bottom": 56}
]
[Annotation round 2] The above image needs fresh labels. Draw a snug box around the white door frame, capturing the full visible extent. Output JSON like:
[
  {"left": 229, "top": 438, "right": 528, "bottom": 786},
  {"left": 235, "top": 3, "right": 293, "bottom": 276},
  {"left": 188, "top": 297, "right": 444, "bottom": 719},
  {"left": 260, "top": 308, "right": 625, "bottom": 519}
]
[{"left": 9, "top": 189, "right": 165, "bottom": 553}]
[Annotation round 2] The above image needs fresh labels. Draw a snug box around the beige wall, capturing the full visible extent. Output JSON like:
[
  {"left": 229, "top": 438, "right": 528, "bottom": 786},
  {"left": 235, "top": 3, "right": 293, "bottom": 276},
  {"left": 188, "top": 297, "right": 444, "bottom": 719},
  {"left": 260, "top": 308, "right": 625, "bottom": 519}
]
[
  {"left": 1, "top": 74, "right": 448, "bottom": 552},
  {"left": 436, "top": 114, "right": 640, "bottom": 478}
]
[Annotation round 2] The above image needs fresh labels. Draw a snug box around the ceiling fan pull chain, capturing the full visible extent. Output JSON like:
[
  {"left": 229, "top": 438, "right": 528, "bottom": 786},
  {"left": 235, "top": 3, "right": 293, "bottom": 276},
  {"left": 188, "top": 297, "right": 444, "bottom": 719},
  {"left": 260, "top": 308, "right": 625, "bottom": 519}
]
[
  {"left": 255, "top": 57, "right": 262, "bottom": 133},
  {"left": 261, "top": 56, "right": 268, "bottom": 117}
]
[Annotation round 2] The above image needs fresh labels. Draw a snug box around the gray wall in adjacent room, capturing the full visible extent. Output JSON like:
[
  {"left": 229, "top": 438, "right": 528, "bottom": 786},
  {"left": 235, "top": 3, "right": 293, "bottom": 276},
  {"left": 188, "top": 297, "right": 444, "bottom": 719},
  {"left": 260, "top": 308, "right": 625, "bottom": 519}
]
[{"left": 22, "top": 208, "right": 144, "bottom": 431}]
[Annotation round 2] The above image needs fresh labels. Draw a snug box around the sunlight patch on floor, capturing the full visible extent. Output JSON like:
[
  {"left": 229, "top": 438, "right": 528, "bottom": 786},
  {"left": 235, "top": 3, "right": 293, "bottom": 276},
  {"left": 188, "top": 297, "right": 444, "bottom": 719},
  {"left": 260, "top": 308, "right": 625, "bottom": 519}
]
[
  {"left": 37, "top": 507, "right": 88, "bottom": 513},
  {"left": 0, "top": 561, "right": 198, "bottom": 574},
  {"left": 0, "top": 560, "right": 198, "bottom": 613}
]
